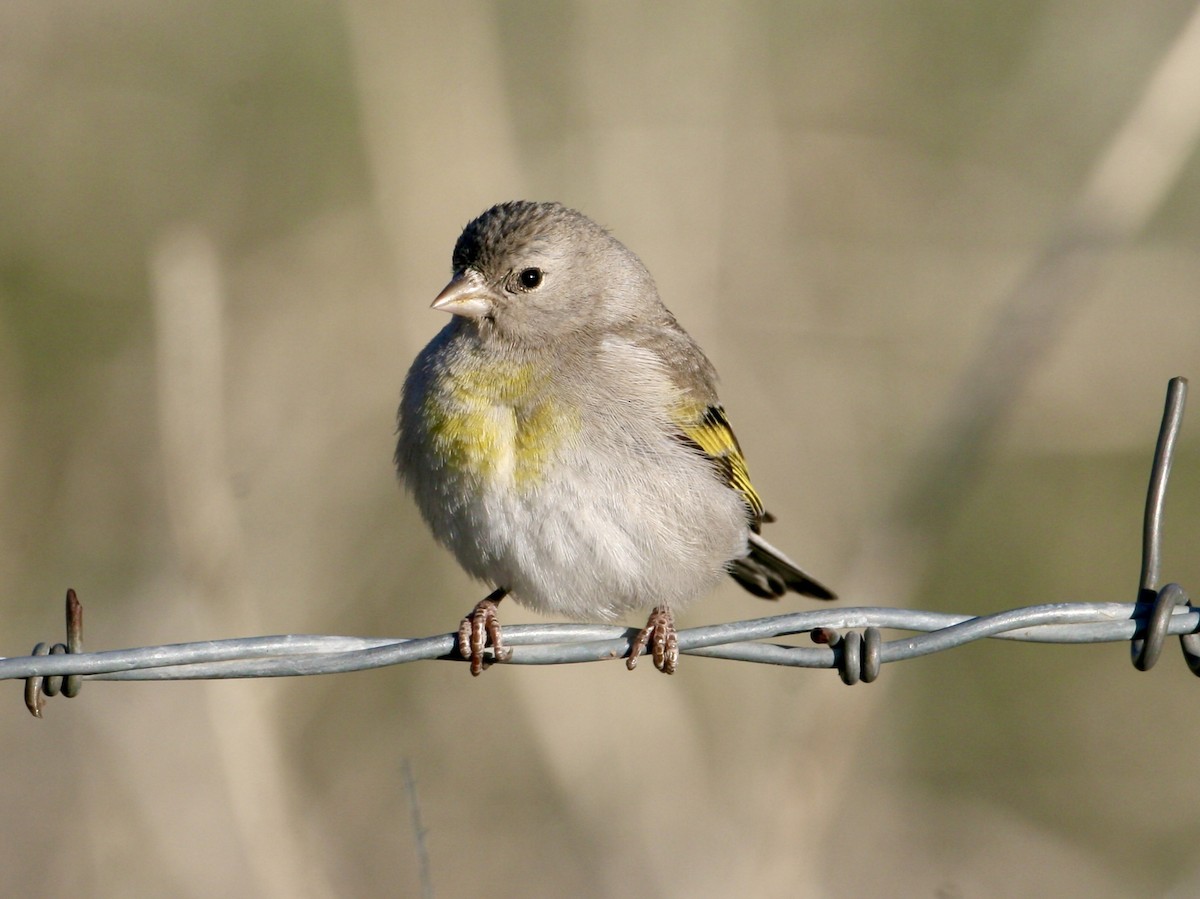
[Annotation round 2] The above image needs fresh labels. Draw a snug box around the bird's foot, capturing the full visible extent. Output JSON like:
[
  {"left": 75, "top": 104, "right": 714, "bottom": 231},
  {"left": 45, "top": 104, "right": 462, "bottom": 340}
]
[
  {"left": 627, "top": 605, "right": 679, "bottom": 674},
  {"left": 458, "top": 589, "right": 511, "bottom": 676}
]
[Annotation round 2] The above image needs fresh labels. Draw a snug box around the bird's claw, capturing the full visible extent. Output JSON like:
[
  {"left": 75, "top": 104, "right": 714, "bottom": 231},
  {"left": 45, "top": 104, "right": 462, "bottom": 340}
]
[
  {"left": 627, "top": 605, "right": 678, "bottom": 674},
  {"left": 458, "top": 594, "right": 511, "bottom": 676}
]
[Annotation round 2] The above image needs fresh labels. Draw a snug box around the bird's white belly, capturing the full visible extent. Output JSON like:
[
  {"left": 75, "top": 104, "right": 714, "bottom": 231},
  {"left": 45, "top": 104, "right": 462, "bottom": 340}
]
[{"left": 442, "top": 449, "right": 745, "bottom": 621}]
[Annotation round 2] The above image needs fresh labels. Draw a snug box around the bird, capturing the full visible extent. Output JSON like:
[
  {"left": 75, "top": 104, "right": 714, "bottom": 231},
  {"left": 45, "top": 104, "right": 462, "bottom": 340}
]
[{"left": 395, "top": 200, "right": 835, "bottom": 675}]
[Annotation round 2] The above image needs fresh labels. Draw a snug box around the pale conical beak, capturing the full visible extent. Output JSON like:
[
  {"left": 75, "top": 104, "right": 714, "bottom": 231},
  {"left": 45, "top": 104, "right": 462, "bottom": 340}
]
[{"left": 431, "top": 270, "right": 494, "bottom": 319}]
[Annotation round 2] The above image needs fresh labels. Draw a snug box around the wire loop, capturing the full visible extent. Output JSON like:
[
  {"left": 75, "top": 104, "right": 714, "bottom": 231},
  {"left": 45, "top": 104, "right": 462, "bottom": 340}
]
[
  {"left": 1131, "top": 583, "right": 1191, "bottom": 671},
  {"left": 810, "top": 626, "right": 883, "bottom": 685}
]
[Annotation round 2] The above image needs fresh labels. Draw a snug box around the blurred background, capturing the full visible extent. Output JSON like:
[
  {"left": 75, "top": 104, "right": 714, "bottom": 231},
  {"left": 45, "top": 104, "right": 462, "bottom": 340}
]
[{"left": 3, "top": 1, "right": 1200, "bottom": 895}]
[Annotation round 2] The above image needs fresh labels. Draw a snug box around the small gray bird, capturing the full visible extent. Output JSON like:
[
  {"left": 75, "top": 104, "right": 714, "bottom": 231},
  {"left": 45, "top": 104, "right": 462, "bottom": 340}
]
[{"left": 396, "top": 201, "right": 834, "bottom": 674}]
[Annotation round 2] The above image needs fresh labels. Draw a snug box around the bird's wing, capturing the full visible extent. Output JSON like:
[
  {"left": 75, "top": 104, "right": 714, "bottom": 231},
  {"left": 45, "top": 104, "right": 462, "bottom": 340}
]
[
  {"left": 626, "top": 316, "right": 768, "bottom": 530},
  {"left": 671, "top": 402, "right": 767, "bottom": 531}
]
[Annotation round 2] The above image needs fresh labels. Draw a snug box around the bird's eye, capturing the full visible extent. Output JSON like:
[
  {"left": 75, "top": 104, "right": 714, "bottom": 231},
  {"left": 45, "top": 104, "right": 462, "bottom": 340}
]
[{"left": 518, "top": 268, "right": 543, "bottom": 290}]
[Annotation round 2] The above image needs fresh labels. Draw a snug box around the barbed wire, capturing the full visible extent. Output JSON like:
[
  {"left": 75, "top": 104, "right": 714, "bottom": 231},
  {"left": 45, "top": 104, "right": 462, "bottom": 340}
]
[{"left": 6, "top": 378, "right": 1194, "bottom": 716}]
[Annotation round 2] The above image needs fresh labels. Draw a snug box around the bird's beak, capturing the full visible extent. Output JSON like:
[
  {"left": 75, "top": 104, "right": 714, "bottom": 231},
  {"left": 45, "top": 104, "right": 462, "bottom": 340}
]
[{"left": 431, "top": 270, "right": 494, "bottom": 319}]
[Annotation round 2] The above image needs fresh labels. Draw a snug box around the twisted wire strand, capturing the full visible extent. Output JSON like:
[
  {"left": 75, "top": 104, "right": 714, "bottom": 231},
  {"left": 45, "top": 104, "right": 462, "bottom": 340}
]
[
  {"left": 1, "top": 600, "right": 1196, "bottom": 682},
  {"left": 6, "top": 379, "right": 1194, "bottom": 715}
]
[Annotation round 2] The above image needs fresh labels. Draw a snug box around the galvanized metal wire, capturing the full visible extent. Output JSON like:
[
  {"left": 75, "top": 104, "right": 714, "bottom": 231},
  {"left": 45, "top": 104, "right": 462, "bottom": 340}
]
[{"left": 7, "top": 378, "right": 1195, "bottom": 715}]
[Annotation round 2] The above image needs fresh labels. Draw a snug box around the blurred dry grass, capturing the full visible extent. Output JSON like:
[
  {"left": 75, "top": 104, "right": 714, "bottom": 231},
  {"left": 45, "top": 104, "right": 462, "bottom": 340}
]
[{"left": 2, "top": 1, "right": 1200, "bottom": 896}]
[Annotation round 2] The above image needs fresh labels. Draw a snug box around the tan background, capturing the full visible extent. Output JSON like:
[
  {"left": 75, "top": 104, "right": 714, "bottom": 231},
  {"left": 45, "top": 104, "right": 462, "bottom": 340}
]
[{"left": 3, "top": 1, "right": 1200, "bottom": 896}]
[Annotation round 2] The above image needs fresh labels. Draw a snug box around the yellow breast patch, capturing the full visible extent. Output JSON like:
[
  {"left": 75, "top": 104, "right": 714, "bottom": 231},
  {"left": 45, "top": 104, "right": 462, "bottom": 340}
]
[{"left": 423, "top": 360, "right": 575, "bottom": 487}]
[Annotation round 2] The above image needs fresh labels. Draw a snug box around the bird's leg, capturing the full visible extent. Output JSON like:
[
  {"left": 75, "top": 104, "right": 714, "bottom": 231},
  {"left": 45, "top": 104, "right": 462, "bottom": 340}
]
[
  {"left": 458, "top": 588, "right": 512, "bottom": 676},
  {"left": 627, "top": 605, "right": 679, "bottom": 674}
]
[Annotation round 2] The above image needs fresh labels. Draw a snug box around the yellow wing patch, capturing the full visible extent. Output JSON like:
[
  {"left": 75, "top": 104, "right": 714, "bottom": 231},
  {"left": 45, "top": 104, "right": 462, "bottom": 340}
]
[{"left": 676, "top": 404, "right": 766, "bottom": 529}]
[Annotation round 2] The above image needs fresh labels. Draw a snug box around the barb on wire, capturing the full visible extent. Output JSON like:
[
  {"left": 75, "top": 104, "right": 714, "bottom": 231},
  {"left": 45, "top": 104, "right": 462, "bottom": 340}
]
[
  {"left": 23, "top": 588, "right": 83, "bottom": 717},
  {"left": 5, "top": 379, "right": 1194, "bottom": 717},
  {"left": 1131, "top": 377, "right": 1195, "bottom": 673}
]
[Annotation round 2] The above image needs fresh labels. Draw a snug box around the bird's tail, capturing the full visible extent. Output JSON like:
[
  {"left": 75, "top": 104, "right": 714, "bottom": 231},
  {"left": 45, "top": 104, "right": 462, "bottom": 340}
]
[{"left": 728, "top": 532, "right": 836, "bottom": 600}]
